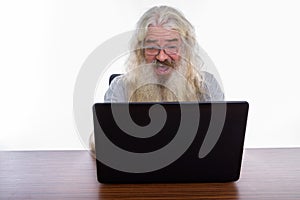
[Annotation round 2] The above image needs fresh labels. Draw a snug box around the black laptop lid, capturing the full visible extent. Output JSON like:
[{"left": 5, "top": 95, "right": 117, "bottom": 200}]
[{"left": 93, "top": 101, "right": 249, "bottom": 183}]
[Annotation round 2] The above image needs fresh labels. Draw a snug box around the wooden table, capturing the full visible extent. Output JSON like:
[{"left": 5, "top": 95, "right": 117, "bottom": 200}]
[{"left": 1, "top": 148, "right": 299, "bottom": 199}]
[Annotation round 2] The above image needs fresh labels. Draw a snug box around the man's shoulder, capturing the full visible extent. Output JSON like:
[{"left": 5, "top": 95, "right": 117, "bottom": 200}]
[
  {"left": 200, "top": 71, "right": 224, "bottom": 101},
  {"left": 104, "top": 74, "right": 127, "bottom": 102},
  {"left": 201, "top": 71, "right": 214, "bottom": 80},
  {"left": 110, "top": 74, "right": 125, "bottom": 86}
]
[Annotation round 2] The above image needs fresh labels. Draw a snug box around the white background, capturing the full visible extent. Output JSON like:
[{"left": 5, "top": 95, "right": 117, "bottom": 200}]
[{"left": 1, "top": 0, "right": 299, "bottom": 150}]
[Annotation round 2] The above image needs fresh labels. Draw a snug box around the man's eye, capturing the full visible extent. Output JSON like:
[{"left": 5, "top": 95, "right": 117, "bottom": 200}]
[
  {"left": 166, "top": 46, "right": 178, "bottom": 53},
  {"left": 145, "top": 47, "right": 160, "bottom": 52},
  {"left": 167, "top": 46, "right": 177, "bottom": 49},
  {"left": 148, "top": 46, "right": 158, "bottom": 50}
]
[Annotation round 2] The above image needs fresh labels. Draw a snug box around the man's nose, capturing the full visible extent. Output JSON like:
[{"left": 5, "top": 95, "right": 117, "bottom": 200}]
[{"left": 156, "top": 49, "right": 169, "bottom": 61}]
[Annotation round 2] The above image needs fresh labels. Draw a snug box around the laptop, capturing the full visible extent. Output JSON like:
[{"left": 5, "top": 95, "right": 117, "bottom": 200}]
[{"left": 93, "top": 101, "right": 249, "bottom": 183}]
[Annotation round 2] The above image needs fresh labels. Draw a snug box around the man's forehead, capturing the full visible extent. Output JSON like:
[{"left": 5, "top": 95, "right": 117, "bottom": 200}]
[{"left": 145, "top": 27, "right": 181, "bottom": 42}]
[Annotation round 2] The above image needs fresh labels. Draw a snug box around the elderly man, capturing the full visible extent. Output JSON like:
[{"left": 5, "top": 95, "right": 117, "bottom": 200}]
[
  {"left": 90, "top": 6, "right": 224, "bottom": 155},
  {"left": 104, "top": 5, "right": 224, "bottom": 102}
]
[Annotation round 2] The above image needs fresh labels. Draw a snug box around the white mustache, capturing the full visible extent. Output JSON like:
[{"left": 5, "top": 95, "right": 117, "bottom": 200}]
[{"left": 153, "top": 60, "right": 176, "bottom": 68}]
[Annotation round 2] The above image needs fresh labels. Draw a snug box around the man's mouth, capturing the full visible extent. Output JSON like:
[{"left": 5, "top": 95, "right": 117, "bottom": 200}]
[
  {"left": 154, "top": 60, "right": 175, "bottom": 75},
  {"left": 156, "top": 64, "right": 171, "bottom": 74}
]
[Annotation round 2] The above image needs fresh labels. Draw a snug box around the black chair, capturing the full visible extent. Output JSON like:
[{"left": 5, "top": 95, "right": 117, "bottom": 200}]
[{"left": 109, "top": 74, "right": 122, "bottom": 85}]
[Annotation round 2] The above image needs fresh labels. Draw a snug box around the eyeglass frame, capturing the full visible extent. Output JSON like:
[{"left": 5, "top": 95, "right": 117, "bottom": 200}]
[{"left": 142, "top": 45, "right": 181, "bottom": 56}]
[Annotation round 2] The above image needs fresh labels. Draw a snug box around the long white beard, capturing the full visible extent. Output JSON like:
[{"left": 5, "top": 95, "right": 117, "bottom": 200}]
[{"left": 124, "top": 62, "right": 199, "bottom": 102}]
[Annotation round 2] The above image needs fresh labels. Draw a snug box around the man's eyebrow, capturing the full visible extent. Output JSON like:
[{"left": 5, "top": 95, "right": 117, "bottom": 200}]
[
  {"left": 145, "top": 39, "right": 158, "bottom": 43},
  {"left": 145, "top": 38, "right": 179, "bottom": 43},
  {"left": 165, "top": 38, "right": 179, "bottom": 42}
]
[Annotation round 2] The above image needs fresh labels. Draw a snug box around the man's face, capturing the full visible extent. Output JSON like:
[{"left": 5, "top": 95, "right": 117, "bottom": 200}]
[{"left": 144, "top": 26, "right": 181, "bottom": 76}]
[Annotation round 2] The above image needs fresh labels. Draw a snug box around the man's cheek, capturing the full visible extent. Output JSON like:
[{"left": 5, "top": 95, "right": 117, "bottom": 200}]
[
  {"left": 173, "top": 55, "right": 181, "bottom": 62},
  {"left": 145, "top": 56, "right": 155, "bottom": 63}
]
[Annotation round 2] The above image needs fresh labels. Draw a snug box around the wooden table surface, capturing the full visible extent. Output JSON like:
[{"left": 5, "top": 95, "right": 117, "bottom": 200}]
[{"left": 1, "top": 148, "right": 300, "bottom": 200}]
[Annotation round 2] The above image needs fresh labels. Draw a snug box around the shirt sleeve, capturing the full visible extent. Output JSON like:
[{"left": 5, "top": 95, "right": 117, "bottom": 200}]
[
  {"left": 202, "top": 72, "right": 225, "bottom": 101},
  {"left": 104, "top": 75, "right": 127, "bottom": 102}
]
